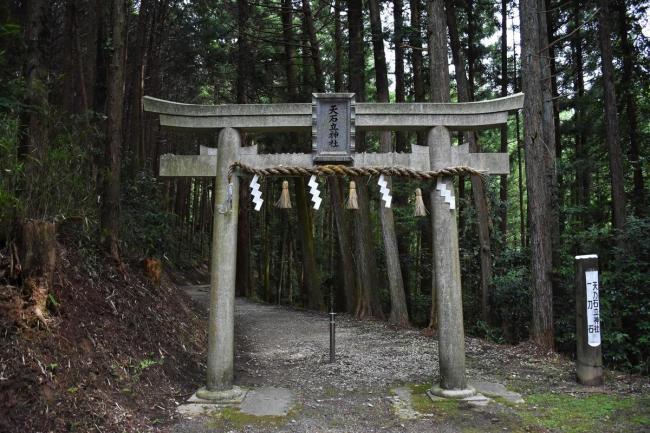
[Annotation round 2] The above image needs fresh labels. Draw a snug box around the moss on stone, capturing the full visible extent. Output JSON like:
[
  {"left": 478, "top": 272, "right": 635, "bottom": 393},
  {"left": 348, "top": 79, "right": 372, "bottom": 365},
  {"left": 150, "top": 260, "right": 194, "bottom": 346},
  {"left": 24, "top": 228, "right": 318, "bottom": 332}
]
[
  {"left": 407, "top": 383, "right": 460, "bottom": 416},
  {"left": 207, "top": 406, "right": 299, "bottom": 430}
]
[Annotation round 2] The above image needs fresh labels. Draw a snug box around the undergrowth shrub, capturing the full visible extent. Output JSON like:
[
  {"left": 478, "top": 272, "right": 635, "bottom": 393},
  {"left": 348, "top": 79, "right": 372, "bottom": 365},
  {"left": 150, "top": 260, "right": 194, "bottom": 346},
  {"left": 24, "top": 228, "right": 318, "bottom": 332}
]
[
  {"left": 121, "top": 171, "right": 176, "bottom": 259},
  {"left": 603, "top": 217, "right": 650, "bottom": 374},
  {"left": 492, "top": 247, "right": 531, "bottom": 343},
  {"left": 0, "top": 110, "right": 98, "bottom": 240}
]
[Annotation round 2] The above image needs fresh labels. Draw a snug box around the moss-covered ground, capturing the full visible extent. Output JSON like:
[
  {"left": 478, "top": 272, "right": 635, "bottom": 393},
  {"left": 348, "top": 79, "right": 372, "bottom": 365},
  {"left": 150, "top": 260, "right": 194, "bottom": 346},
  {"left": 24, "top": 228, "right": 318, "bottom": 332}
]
[{"left": 405, "top": 382, "right": 650, "bottom": 433}]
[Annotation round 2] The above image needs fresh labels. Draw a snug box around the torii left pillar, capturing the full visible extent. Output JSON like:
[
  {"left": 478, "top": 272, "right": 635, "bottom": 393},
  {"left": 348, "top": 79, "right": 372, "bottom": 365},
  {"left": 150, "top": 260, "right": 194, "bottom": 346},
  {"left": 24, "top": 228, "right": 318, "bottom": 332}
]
[{"left": 195, "top": 127, "right": 246, "bottom": 402}]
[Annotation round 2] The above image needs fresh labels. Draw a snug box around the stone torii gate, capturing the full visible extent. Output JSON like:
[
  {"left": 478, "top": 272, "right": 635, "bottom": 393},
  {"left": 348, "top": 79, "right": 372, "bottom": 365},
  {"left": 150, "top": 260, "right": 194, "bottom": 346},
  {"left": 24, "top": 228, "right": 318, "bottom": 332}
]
[{"left": 144, "top": 92, "right": 524, "bottom": 402}]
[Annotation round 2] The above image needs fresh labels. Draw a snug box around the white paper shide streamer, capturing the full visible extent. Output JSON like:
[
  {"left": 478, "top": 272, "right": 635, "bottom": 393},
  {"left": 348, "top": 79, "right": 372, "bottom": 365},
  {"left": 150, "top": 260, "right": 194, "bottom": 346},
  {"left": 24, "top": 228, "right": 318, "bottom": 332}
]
[
  {"left": 308, "top": 175, "right": 322, "bottom": 210},
  {"left": 250, "top": 174, "right": 263, "bottom": 211},
  {"left": 435, "top": 178, "right": 455, "bottom": 210},
  {"left": 378, "top": 174, "right": 392, "bottom": 208}
]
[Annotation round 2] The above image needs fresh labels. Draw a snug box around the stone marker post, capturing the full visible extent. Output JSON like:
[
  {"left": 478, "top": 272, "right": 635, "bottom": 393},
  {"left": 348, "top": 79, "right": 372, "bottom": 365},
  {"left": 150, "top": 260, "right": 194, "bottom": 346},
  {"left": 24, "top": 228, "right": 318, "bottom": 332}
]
[
  {"left": 575, "top": 254, "right": 603, "bottom": 386},
  {"left": 428, "top": 126, "right": 474, "bottom": 398},
  {"left": 196, "top": 128, "right": 245, "bottom": 402}
]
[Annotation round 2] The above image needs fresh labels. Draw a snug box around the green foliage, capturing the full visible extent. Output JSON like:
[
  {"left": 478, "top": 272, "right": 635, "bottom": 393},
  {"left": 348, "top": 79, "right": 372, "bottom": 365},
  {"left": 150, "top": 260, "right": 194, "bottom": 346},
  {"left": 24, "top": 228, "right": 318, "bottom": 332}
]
[
  {"left": 601, "top": 217, "right": 650, "bottom": 374},
  {"left": 0, "top": 110, "right": 98, "bottom": 239},
  {"left": 0, "top": 114, "right": 21, "bottom": 237},
  {"left": 22, "top": 114, "right": 98, "bottom": 223},
  {"left": 491, "top": 248, "right": 531, "bottom": 343},
  {"left": 120, "top": 171, "right": 176, "bottom": 259}
]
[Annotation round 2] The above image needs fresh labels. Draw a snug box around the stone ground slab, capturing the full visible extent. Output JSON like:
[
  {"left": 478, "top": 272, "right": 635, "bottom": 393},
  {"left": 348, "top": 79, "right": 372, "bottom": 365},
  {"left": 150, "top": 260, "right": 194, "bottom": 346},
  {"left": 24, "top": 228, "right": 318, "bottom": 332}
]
[
  {"left": 461, "top": 394, "right": 491, "bottom": 407},
  {"left": 471, "top": 381, "right": 525, "bottom": 404},
  {"left": 390, "top": 387, "right": 420, "bottom": 420},
  {"left": 176, "top": 387, "right": 294, "bottom": 418},
  {"left": 240, "top": 386, "right": 295, "bottom": 416},
  {"left": 176, "top": 390, "right": 248, "bottom": 417}
]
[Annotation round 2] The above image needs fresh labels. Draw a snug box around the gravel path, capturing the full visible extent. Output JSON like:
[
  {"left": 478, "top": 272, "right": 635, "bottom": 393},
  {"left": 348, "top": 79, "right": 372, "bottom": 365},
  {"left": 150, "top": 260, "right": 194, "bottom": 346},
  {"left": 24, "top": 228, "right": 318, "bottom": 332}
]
[{"left": 172, "top": 297, "right": 650, "bottom": 433}]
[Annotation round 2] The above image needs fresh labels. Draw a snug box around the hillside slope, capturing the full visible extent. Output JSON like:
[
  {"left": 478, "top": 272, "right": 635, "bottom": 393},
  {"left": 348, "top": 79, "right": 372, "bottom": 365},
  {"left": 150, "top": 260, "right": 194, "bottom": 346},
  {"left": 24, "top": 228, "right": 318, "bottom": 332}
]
[{"left": 0, "top": 244, "right": 207, "bottom": 433}]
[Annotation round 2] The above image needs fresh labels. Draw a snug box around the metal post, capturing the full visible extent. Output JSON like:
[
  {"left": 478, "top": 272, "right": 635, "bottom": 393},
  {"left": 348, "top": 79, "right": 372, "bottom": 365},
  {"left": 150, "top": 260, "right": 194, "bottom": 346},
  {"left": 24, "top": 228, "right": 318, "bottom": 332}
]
[
  {"left": 329, "top": 286, "right": 336, "bottom": 363},
  {"left": 329, "top": 311, "right": 336, "bottom": 363},
  {"left": 575, "top": 254, "right": 603, "bottom": 386}
]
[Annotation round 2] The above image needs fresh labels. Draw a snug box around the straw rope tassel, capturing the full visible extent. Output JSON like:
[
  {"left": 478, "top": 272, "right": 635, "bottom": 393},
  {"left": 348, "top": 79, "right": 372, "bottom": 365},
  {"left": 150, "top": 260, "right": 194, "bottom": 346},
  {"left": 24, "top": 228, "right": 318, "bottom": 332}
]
[
  {"left": 275, "top": 180, "right": 292, "bottom": 208},
  {"left": 346, "top": 181, "right": 359, "bottom": 209},
  {"left": 413, "top": 188, "right": 428, "bottom": 216}
]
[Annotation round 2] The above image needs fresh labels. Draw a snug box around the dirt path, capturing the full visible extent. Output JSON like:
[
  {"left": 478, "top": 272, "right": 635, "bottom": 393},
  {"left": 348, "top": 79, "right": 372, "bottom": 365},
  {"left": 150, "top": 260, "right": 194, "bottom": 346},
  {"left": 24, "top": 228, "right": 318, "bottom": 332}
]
[{"left": 172, "top": 297, "right": 650, "bottom": 433}]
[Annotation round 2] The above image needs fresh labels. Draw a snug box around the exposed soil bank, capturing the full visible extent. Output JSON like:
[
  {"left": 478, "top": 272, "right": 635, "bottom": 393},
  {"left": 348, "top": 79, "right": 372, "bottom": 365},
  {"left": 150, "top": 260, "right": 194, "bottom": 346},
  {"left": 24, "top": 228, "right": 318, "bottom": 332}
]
[{"left": 0, "top": 246, "right": 208, "bottom": 433}]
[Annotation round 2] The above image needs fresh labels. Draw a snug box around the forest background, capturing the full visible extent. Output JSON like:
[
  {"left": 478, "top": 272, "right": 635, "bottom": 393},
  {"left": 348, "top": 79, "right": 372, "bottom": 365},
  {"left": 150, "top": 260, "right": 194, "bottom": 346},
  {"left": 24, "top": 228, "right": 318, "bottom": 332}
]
[{"left": 0, "top": 0, "right": 648, "bottom": 375}]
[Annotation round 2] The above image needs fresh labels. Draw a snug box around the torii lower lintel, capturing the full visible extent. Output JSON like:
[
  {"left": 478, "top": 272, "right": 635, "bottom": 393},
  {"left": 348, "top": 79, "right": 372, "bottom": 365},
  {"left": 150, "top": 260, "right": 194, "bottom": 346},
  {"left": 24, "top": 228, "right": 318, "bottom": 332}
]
[{"left": 145, "top": 93, "right": 524, "bottom": 403}]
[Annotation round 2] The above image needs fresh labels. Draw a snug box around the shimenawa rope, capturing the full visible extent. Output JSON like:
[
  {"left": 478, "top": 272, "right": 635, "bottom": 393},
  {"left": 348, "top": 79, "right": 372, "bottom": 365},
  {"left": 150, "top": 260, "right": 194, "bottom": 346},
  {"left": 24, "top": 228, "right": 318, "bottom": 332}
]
[{"left": 228, "top": 161, "right": 485, "bottom": 182}]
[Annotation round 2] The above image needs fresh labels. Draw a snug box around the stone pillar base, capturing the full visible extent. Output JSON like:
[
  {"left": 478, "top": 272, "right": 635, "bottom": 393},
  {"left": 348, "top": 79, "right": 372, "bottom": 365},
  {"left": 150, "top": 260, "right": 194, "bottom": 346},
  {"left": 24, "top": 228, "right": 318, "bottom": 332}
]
[
  {"left": 193, "top": 386, "right": 247, "bottom": 404},
  {"left": 428, "top": 385, "right": 476, "bottom": 399}
]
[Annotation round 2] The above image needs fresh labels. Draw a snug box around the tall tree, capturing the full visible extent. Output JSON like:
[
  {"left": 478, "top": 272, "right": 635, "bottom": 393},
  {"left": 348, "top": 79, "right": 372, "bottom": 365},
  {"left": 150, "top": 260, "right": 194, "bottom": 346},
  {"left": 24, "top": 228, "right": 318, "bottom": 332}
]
[
  {"left": 281, "top": 0, "right": 298, "bottom": 100},
  {"left": 236, "top": 0, "right": 250, "bottom": 104},
  {"left": 100, "top": 0, "right": 127, "bottom": 260},
  {"left": 368, "top": 0, "right": 410, "bottom": 326},
  {"left": 285, "top": 0, "right": 323, "bottom": 309},
  {"left": 572, "top": 1, "right": 590, "bottom": 222},
  {"left": 597, "top": 0, "right": 627, "bottom": 233},
  {"left": 512, "top": 15, "right": 527, "bottom": 249},
  {"left": 425, "top": 0, "right": 451, "bottom": 330},
  {"left": 409, "top": 0, "right": 425, "bottom": 102},
  {"left": 445, "top": 0, "right": 493, "bottom": 322},
  {"left": 617, "top": 1, "right": 645, "bottom": 216},
  {"left": 329, "top": 0, "right": 357, "bottom": 311},
  {"left": 348, "top": 0, "right": 384, "bottom": 319},
  {"left": 124, "top": 0, "right": 153, "bottom": 169},
  {"left": 302, "top": 0, "right": 324, "bottom": 92},
  {"left": 20, "top": 0, "right": 48, "bottom": 159},
  {"left": 348, "top": 0, "right": 365, "bottom": 103},
  {"left": 237, "top": 0, "right": 253, "bottom": 298},
  {"left": 520, "top": 0, "right": 555, "bottom": 349},
  {"left": 542, "top": 0, "right": 561, "bottom": 272},
  {"left": 394, "top": 0, "right": 407, "bottom": 150},
  {"left": 498, "top": 0, "right": 509, "bottom": 245},
  {"left": 333, "top": 0, "right": 344, "bottom": 92}
]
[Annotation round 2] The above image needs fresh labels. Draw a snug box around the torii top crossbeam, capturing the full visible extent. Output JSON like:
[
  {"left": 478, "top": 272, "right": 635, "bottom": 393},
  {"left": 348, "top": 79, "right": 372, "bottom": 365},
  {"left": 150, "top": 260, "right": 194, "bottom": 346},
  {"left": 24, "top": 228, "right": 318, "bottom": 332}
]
[
  {"left": 145, "top": 93, "right": 523, "bottom": 177},
  {"left": 144, "top": 93, "right": 523, "bottom": 132}
]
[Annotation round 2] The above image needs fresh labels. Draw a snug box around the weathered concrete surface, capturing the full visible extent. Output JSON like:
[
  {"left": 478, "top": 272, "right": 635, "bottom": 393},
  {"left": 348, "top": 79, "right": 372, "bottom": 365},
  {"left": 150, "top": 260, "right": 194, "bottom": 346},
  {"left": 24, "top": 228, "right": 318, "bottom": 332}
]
[
  {"left": 355, "top": 112, "right": 507, "bottom": 131},
  {"left": 177, "top": 388, "right": 249, "bottom": 417},
  {"left": 204, "top": 127, "right": 241, "bottom": 394},
  {"left": 144, "top": 93, "right": 524, "bottom": 132},
  {"left": 190, "top": 387, "right": 248, "bottom": 405},
  {"left": 240, "top": 387, "right": 295, "bottom": 416},
  {"left": 390, "top": 387, "right": 420, "bottom": 420},
  {"left": 163, "top": 143, "right": 508, "bottom": 176},
  {"left": 145, "top": 93, "right": 523, "bottom": 117},
  {"left": 461, "top": 394, "right": 491, "bottom": 407},
  {"left": 471, "top": 381, "right": 524, "bottom": 404},
  {"left": 159, "top": 154, "right": 217, "bottom": 177},
  {"left": 428, "top": 126, "right": 471, "bottom": 394}
]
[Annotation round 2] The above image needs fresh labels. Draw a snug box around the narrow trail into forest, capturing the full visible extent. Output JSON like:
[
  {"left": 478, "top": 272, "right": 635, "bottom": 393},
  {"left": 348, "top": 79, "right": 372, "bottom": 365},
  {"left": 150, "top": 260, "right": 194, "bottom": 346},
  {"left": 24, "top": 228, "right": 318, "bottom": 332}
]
[{"left": 172, "top": 294, "right": 650, "bottom": 433}]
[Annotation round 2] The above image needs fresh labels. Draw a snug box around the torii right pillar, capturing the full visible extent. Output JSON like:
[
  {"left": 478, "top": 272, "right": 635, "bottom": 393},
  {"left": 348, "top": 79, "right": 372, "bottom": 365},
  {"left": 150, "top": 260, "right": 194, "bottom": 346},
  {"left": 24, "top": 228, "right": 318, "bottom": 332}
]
[{"left": 429, "top": 125, "right": 475, "bottom": 398}]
